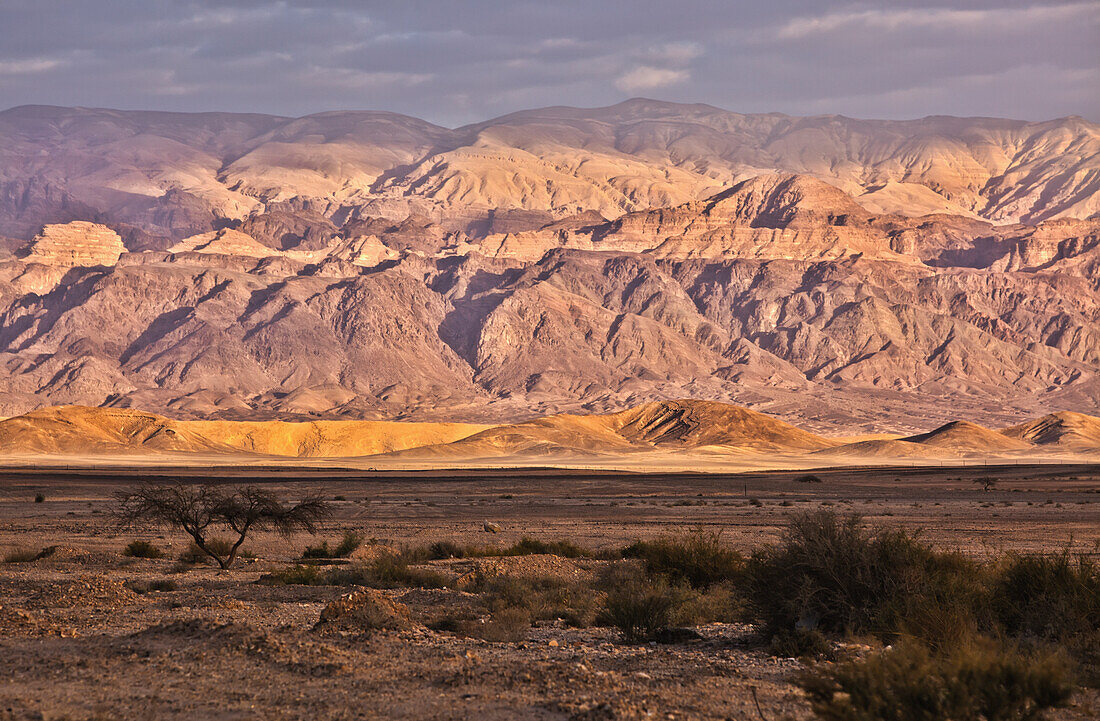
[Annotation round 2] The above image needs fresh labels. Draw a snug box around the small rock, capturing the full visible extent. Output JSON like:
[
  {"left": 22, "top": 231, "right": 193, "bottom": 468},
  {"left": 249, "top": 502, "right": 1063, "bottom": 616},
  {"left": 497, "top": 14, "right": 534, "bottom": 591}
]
[{"left": 483, "top": 521, "right": 501, "bottom": 533}]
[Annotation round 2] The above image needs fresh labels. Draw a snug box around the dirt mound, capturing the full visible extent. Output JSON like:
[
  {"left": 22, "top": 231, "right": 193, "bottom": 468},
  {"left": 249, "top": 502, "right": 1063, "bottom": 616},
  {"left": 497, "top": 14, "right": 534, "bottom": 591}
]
[
  {"left": 315, "top": 588, "right": 414, "bottom": 635},
  {"left": 1002, "top": 412, "right": 1100, "bottom": 451},
  {"left": 31, "top": 576, "right": 141, "bottom": 608},
  {"left": 903, "top": 421, "right": 1032, "bottom": 452}
]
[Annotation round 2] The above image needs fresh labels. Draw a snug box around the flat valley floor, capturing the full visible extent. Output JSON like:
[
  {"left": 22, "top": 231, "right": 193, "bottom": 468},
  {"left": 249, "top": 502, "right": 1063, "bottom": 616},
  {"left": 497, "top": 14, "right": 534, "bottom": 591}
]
[{"left": 1, "top": 462, "right": 1098, "bottom": 720}]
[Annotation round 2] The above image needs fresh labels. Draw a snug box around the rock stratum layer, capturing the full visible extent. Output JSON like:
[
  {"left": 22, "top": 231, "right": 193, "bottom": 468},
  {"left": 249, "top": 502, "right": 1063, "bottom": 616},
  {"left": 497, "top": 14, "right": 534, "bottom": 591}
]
[{"left": 0, "top": 102, "right": 1097, "bottom": 434}]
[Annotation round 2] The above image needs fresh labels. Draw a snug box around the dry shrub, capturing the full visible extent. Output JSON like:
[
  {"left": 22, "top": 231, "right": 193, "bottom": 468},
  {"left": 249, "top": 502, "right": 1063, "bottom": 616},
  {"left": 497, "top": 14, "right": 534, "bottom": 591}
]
[
  {"left": 600, "top": 571, "right": 677, "bottom": 642},
  {"left": 301, "top": 530, "right": 363, "bottom": 560},
  {"left": 620, "top": 530, "right": 743, "bottom": 589},
  {"left": 123, "top": 540, "right": 165, "bottom": 559},
  {"left": 798, "top": 637, "right": 1074, "bottom": 721},
  {"left": 469, "top": 571, "right": 599, "bottom": 627},
  {"left": 744, "top": 511, "right": 983, "bottom": 646}
]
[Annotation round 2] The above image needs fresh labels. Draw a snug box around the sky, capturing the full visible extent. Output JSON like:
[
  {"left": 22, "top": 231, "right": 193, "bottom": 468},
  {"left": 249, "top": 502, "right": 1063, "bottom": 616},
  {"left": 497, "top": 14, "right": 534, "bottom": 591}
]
[{"left": 1, "top": 0, "right": 1097, "bottom": 126}]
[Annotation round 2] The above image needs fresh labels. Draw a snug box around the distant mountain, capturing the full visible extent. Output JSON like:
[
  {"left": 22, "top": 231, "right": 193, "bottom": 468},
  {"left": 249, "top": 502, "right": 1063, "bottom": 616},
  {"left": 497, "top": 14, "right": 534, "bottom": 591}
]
[
  {"left": 0, "top": 102, "right": 1097, "bottom": 433},
  {"left": 1, "top": 101, "right": 1097, "bottom": 248}
]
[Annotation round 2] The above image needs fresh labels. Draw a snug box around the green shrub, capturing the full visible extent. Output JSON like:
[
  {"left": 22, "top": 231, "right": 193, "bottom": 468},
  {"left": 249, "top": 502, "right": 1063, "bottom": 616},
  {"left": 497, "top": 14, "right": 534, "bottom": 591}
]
[
  {"left": 601, "top": 574, "right": 678, "bottom": 642},
  {"left": 123, "top": 540, "right": 166, "bottom": 559},
  {"left": 302, "top": 530, "right": 364, "bottom": 559},
  {"left": 798, "top": 637, "right": 1074, "bottom": 721},
  {"left": 621, "top": 530, "right": 743, "bottom": 589}
]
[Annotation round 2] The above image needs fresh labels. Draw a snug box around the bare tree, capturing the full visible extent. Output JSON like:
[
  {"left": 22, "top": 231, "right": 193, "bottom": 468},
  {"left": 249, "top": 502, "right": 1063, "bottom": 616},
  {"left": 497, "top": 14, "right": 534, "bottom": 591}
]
[{"left": 114, "top": 483, "right": 331, "bottom": 569}]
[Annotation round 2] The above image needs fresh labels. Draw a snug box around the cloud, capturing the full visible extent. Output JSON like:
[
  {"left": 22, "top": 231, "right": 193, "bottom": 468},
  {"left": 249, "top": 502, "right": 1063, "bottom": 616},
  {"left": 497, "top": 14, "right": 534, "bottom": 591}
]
[
  {"left": 0, "top": 1, "right": 1095, "bottom": 123},
  {"left": 777, "top": 3, "right": 1096, "bottom": 39},
  {"left": 615, "top": 66, "right": 689, "bottom": 92},
  {"left": 0, "top": 57, "right": 65, "bottom": 75}
]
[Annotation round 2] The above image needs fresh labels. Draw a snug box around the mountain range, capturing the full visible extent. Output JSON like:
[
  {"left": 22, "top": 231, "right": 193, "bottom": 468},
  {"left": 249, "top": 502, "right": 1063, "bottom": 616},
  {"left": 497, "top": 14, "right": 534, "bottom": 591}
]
[{"left": 0, "top": 100, "right": 1097, "bottom": 434}]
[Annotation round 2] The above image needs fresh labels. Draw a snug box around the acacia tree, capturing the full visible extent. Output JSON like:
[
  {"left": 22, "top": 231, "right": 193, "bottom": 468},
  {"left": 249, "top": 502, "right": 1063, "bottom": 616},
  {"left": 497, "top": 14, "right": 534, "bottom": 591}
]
[{"left": 114, "top": 483, "right": 330, "bottom": 569}]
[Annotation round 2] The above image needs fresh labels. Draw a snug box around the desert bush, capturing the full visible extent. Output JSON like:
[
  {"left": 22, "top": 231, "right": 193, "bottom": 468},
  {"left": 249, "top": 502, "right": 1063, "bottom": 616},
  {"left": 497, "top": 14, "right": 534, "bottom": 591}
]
[
  {"left": 470, "top": 571, "right": 600, "bottom": 627},
  {"left": 992, "top": 550, "right": 1099, "bottom": 643},
  {"left": 4, "top": 548, "right": 40, "bottom": 563},
  {"left": 795, "top": 474, "right": 823, "bottom": 484},
  {"left": 992, "top": 550, "right": 1100, "bottom": 685},
  {"left": 769, "top": 628, "right": 835, "bottom": 659},
  {"left": 601, "top": 573, "right": 678, "bottom": 642},
  {"left": 302, "top": 530, "right": 364, "bottom": 560},
  {"left": 620, "top": 530, "right": 743, "bottom": 589},
  {"left": 419, "top": 536, "right": 591, "bottom": 561},
  {"left": 126, "top": 579, "right": 178, "bottom": 593},
  {"left": 123, "top": 540, "right": 166, "bottom": 559},
  {"left": 259, "top": 564, "right": 327, "bottom": 586},
  {"left": 744, "top": 511, "right": 983, "bottom": 645},
  {"left": 179, "top": 538, "right": 235, "bottom": 565},
  {"left": 673, "top": 582, "right": 741, "bottom": 626},
  {"left": 798, "top": 637, "right": 1074, "bottom": 721},
  {"left": 34, "top": 492, "right": 45, "bottom": 503},
  {"left": 503, "top": 536, "right": 589, "bottom": 558},
  {"left": 426, "top": 540, "right": 470, "bottom": 559}
]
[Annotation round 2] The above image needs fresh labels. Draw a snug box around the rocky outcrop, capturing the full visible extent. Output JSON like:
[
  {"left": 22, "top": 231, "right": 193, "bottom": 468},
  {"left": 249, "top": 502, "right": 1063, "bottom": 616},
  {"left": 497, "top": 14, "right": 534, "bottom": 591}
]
[{"left": 19, "top": 222, "right": 125, "bottom": 267}]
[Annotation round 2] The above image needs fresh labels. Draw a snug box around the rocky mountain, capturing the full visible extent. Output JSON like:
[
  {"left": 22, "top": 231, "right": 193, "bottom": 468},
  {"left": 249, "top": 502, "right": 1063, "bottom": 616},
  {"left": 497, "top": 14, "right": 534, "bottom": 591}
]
[
  {"left": 1, "top": 101, "right": 1097, "bottom": 249},
  {"left": 0, "top": 102, "right": 1097, "bottom": 435}
]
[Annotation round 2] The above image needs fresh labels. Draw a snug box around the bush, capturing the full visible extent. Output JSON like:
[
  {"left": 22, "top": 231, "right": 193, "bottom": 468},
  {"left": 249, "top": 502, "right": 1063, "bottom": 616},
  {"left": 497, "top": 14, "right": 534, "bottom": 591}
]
[
  {"left": 992, "top": 550, "right": 1100, "bottom": 685},
  {"left": 601, "top": 574, "right": 678, "bottom": 642},
  {"left": 4, "top": 548, "right": 40, "bottom": 563},
  {"left": 264, "top": 551, "right": 450, "bottom": 589},
  {"left": 178, "top": 539, "right": 255, "bottom": 566},
  {"left": 795, "top": 474, "right": 823, "bottom": 484},
  {"left": 302, "top": 530, "right": 364, "bottom": 560},
  {"left": 259, "top": 564, "right": 327, "bottom": 586},
  {"left": 123, "top": 540, "right": 166, "bottom": 559},
  {"left": 34, "top": 493, "right": 45, "bottom": 503},
  {"left": 744, "top": 512, "right": 983, "bottom": 645},
  {"left": 126, "top": 579, "right": 178, "bottom": 593},
  {"left": 470, "top": 571, "right": 599, "bottom": 627},
  {"left": 502, "top": 536, "right": 588, "bottom": 558},
  {"left": 992, "top": 550, "right": 1099, "bottom": 643},
  {"left": 621, "top": 530, "right": 743, "bottom": 589},
  {"left": 798, "top": 637, "right": 1074, "bottom": 721}
]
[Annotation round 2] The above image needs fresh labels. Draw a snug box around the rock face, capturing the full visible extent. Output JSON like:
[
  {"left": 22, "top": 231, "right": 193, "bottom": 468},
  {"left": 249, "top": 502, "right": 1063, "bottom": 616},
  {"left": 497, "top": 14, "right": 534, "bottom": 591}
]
[{"left": 19, "top": 222, "right": 125, "bottom": 267}]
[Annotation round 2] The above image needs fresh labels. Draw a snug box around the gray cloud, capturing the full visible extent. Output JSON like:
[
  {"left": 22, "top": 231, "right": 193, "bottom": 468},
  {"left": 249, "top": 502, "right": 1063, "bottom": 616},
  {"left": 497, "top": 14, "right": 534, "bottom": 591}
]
[{"left": 0, "top": 0, "right": 1095, "bottom": 125}]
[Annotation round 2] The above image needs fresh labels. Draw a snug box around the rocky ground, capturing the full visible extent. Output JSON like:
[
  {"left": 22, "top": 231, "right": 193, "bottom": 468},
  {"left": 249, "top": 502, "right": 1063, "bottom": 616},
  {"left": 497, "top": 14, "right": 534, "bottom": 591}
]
[{"left": 1, "top": 463, "right": 1098, "bottom": 720}]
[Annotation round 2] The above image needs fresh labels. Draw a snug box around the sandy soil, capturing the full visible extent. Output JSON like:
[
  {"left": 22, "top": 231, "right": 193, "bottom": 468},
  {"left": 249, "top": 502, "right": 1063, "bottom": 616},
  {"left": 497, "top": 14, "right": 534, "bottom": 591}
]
[{"left": 1, "top": 462, "right": 1098, "bottom": 720}]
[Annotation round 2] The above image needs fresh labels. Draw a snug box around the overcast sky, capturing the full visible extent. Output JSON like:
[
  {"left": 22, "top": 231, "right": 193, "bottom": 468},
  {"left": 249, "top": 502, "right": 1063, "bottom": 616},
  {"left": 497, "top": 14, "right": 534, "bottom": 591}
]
[{"left": 1, "top": 1, "right": 1096, "bottom": 126}]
